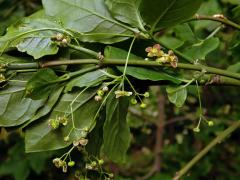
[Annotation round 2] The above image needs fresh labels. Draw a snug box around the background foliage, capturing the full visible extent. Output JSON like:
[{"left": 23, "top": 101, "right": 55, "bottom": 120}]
[{"left": 1, "top": 0, "right": 240, "bottom": 179}]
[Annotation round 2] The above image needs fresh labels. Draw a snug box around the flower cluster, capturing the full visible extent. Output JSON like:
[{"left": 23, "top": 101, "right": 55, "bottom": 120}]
[
  {"left": 94, "top": 86, "right": 109, "bottom": 101},
  {"left": 145, "top": 44, "right": 178, "bottom": 68},
  {"left": 52, "top": 33, "right": 71, "bottom": 47},
  {"left": 52, "top": 158, "right": 75, "bottom": 173},
  {"left": 48, "top": 116, "right": 68, "bottom": 130}
]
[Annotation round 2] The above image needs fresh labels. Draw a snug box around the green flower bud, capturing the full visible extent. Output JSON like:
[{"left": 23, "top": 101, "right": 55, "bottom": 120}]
[
  {"left": 59, "top": 116, "right": 68, "bottom": 126},
  {"left": 64, "top": 136, "right": 70, "bottom": 142},
  {"left": 102, "top": 86, "right": 109, "bottom": 92},
  {"left": 130, "top": 98, "right": 138, "bottom": 105},
  {"left": 144, "top": 92, "right": 150, "bottom": 98},
  {"left": 108, "top": 173, "right": 114, "bottom": 178},
  {"left": 98, "top": 159, "right": 104, "bottom": 165},
  {"left": 208, "top": 121, "right": 214, "bottom": 127},
  {"left": 193, "top": 127, "right": 200, "bottom": 133},
  {"left": 140, "top": 103, "right": 147, "bottom": 108},
  {"left": 86, "top": 164, "right": 93, "bottom": 170},
  {"left": 97, "top": 90, "right": 104, "bottom": 96},
  {"left": 91, "top": 161, "right": 97, "bottom": 167},
  {"left": 68, "top": 161, "right": 75, "bottom": 167}
]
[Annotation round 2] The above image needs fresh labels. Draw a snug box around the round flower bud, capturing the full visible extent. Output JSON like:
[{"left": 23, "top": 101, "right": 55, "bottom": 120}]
[
  {"left": 86, "top": 164, "right": 93, "bottom": 170},
  {"left": 73, "top": 140, "right": 80, "bottom": 147},
  {"left": 144, "top": 92, "right": 150, "bottom": 98},
  {"left": 98, "top": 159, "right": 104, "bottom": 165},
  {"left": 91, "top": 161, "right": 97, "bottom": 167},
  {"left": 64, "top": 136, "right": 70, "bottom": 142},
  {"left": 130, "top": 98, "right": 138, "bottom": 105},
  {"left": 62, "top": 38, "right": 68, "bottom": 44},
  {"left": 97, "top": 90, "right": 104, "bottom": 96},
  {"left": 68, "top": 161, "right": 75, "bottom": 167},
  {"left": 193, "top": 127, "right": 200, "bottom": 133},
  {"left": 56, "top": 33, "right": 64, "bottom": 41},
  {"left": 79, "top": 138, "right": 88, "bottom": 146},
  {"left": 208, "top": 121, "right": 214, "bottom": 127},
  {"left": 140, "top": 103, "right": 147, "bottom": 108},
  {"left": 102, "top": 86, "right": 109, "bottom": 92},
  {"left": 94, "top": 95, "right": 102, "bottom": 102}
]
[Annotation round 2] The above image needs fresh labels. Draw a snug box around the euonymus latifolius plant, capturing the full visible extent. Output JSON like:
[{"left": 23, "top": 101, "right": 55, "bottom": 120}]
[{"left": 1, "top": 0, "right": 240, "bottom": 179}]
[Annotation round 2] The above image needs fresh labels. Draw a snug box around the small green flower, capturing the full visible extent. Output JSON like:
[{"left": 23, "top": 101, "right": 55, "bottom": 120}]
[
  {"left": 193, "top": 127, "right": 200, "bottom": 133},
  {"left": 208, "top": 121, "right": 214, "bottom": 127},
  {"left": 140, "top": 103, "right": 147, "bottom": 108},
  {"left": 48, "top": 118, "right": 60, "bottom": 130},
  {"left": 91, "top": 161, "right": 97, "bottom": 167},
  {"left": 97, "top": 90, "right": 104, "bottom": 96},
  {"left": 0, "top": 74, "right": 6, "bottom": 83},
  {"left": 98, "top": 159, "right": 104, "bottom": 165},
  {"left": 114, "top": 90, "right": 133, "bottom": 98},
  {"left": 64, "top": 136, "right": 70, "bottom": 142},
  {"left": 144, "top": 92, "right": 150, "bottom": 98},
  {"left": 58, "top": 116, "right": 68, "bottom": 126}
]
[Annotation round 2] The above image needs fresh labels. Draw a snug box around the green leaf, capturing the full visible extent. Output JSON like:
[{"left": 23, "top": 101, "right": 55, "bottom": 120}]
[
  {"left": 157, "top": 36, "right": 184, "bottom": 49},
  {"left": 166, "top": 86, "right": 187, "bottom": 107},
  {"left": 86, "top": 110, "right": 106, "bottom": 157},
  {"left": 227, "top": 62, "right": 240, "bottom": 73},
  {"left": 104, "top": 46, "right": 182, "bottom": 84},
  {"left": 183, "top": 37, "right": 220, "bottom": 60},
  {"left": 0, "top": 12, "right": 61, "bottom": 59},
  {"left": 42, "top": 0, "right": 135, "bottom": 43},
  {"left": 25, "top": 68, "right": 62, "bottom": 100},
  {"left": 193, "top": 0, "right": 221, "bottom": 30},
  {"left": 103, "top": 89, "right": 130, "bottom": 163},
  {"left": 0, "top": 75, "right": 46, "bottom": 127},
  {"left": 25, "top": 88, "right": 99, "bottom": 152},
  {"left": 65, "top": 70, "right": 109, "bottom": 92},
  {"left": 233, "top": 6, "right": 240, "bottom": 22},
  {"left": 173, "top": 24, "right": 197, "bottom": 43},
  {"left": 105, "top": 0, "right": 145, "bottom": 31},
  {"left": 140, "top": 0, "right": 202, "bottom": 30},
  {"left": 23, "top": 86, "right": 64, "bottom": 128}
]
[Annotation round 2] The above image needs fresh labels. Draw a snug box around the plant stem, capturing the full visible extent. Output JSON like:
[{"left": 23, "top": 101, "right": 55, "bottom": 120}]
[
  {"left": 33, "top": 59, "right": 240, "bottom": 81},
  {"left": 173, "top": 120, "right": 240, "bottom": 180},
  {"left": 7, "top": 63, "right": 39, "bottom": 69},
  {"left": 186, "top": 14, "right": 240, "bottom": 31}
]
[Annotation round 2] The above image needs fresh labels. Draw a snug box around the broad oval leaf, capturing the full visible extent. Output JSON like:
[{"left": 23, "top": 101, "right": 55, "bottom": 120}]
[
  {"left": 183, "top": 37, "right": 220, "bottom": 61},
  {"left": 140, "top": 0, "right": 202, "bottom": 31},
  {"left": 65, "top": 70, "right": 109, "bottom": 92},
  {"left": 42, "top": 0, "right": 135, "bottom": 43},
  {"left": 103, "top": 89, "right": 130, "bottom": 163},
  {"left": 0, "top": 75, "right": 46, "bottom": 127},
  {"left": 105, "top": 0, "right": 145, "bottom": 31}
]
